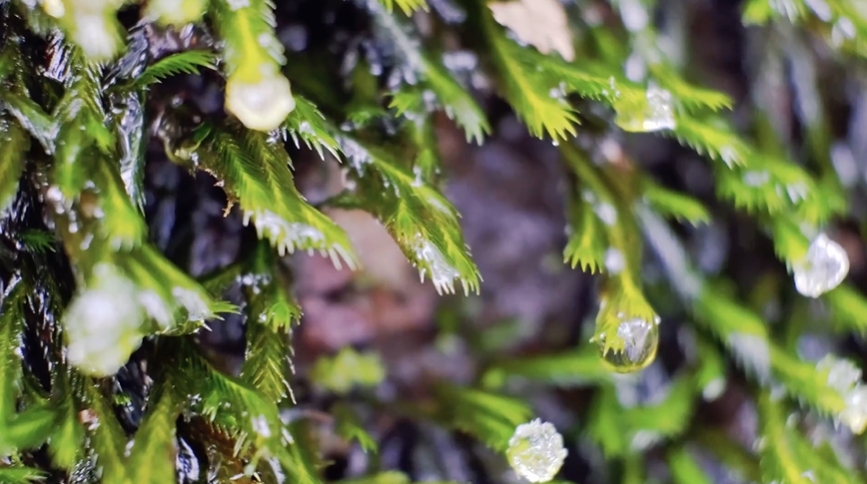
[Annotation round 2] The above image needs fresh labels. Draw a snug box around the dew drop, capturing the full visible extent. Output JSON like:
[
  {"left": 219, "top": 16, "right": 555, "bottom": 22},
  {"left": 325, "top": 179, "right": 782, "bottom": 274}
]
[
  {"left": 506, "top": 419, "right": 568, "bottom": 483},
  {"left": 702, "top": 377, "right": 726, "bottom": 401},
  {"left": 840, "top": 386, "right": 867, "bottom": 434},
  {"left": 42, "top": 0, "right": 65, "bottom": 17},
  {"left": 742, "top": 170, "right": 770, "bottom": 187},
  {"left": 817, "top": 355, "right": 862, "bottom": 393},
  {"left": 599, "top": 318, "right": 659, "bottom": 373},
  {"left": 615, "top": 84, "right": 676, "bottom": 133},
  {"left": 69, "top": 12, "right": 121, "bottom": 61},
  {"left": 793, "top": 233, "right": 849, "bottom": 298},
  {"left": 64, "top": 264, "right": 146, "bottom": 376},
  {"left": 226, "top": 0, "right": 250, "bottom": 10},
  {"left": 226, "top": 73, "right": 296, "bottom": 131},
  {"left": 145, "top": 0, "right": 207, "bottom": 24},
  {"left": 251, "top": 415, "right": 271, "bottom": 437},
  {"left": 603, "top": 248, "right": 625, "bottom": 274}
]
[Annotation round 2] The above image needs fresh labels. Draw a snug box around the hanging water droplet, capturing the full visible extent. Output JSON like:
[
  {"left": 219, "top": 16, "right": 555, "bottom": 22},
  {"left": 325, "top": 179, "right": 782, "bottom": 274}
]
[
  {"left": 615, "top": 84, "right": 676, "bottom": 133},
  {"left": 599, "top": 317, "right": 659, "bottom": 373},
  {"left": 506, "top": 419, "right": 568, "bottom": 483},
  {"left": 226, "top": 73, "right": 296, "bottom": 131},
  {"left": 793, "top": 233, "right": 849, "bottom": 298}
]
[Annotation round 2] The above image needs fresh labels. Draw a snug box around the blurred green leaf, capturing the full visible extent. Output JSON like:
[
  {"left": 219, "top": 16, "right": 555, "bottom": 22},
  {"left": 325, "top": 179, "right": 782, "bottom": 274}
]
[
  {"left": 433, "top": 383, "right": 532, "bottom": 452},
  {"left": 310, "top": 348, "right": 386, "bottom": 394},
  {"left": 333, "top": 403, "right": 378, "bottom": 453}
]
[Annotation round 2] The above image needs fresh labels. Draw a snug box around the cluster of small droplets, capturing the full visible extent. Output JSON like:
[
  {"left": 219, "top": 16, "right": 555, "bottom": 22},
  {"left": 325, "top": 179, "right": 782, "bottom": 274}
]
[
  {"left": 506, "top": 419, "right": 568, "bottom": 483},
  {"left": 241, "top": 209, "right": 355, "bottom": 270},
  {"left": 412, "top": 235, "right": 465, "bottom": 295},
  {"left": 598, "top": 315, "right": 660, "bottom": 374},
  {"left": 793, "top": 233, "right": 849, "bottom": 298},
  {"left": 817, "top": 355, "right": 867, "bottom": 434}
]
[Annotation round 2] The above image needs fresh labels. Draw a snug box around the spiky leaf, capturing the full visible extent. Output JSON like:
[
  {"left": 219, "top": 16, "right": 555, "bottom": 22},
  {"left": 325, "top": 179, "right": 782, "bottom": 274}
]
[
  {"left": 338, "top": 138, "right": 480, "bottom": 294},
  {"left": 433, "top": 384, "right": 532, "bottom": 452},
  {"left": 132, "top": 50, "right": 216, "bottom": 88},
  {"left": 196, "top": 124, "right": 358, "bottom": 268}
]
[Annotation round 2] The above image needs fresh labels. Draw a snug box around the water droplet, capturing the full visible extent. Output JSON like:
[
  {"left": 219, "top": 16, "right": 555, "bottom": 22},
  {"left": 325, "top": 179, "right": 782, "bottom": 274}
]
[
  {"left": 226, "top": 73, "right": 296, "bottom": 131},
  {"left": 840, "top": 386, "right": 867, "bottom": 434},
  {"left": 226, "top": 0, "right": 250, "bottom": 10},
  {"left": 145, "top": 0, "right": 207, "bottom": 24},
  {"left": 804, "top": 0, "right": 832, "bottom": 21},
  {"left": 599, "top": 318, "right": 659, "bottom": 373},
  {"left": 629, "top": 430, "right": 661, "bottom": 451},
  {"left": 728, "top": 332, "right": 771, "bottom": 383},
  {"left": 251, "top": 415, "right": 271, "bottom": 437},
  {"left": 64, "top": 264, "right": 146, "bottom": 376},
  {"left": 624, "top": 52, "right": 646, "bottom": 82},
  {"left": 412, "top": 236, "right": 466, "bottom": 295},
  {"left": 742, "top": 170, "right": 770, "bottom": 187},
  {"left": 817, "top": 355, "right": 862, "bottom": 392},
  {"left": 593, "top": 202, "right": 617, "bottom": 226},
  {"left": 69, "top": 13, "right": 122, "bottom": 61},
  {"left": 702, "top": 378, "right": 726, "bottom": 401},
  {"left": 619, "top": 0, "right": 649, "bottom": 32},
  {"left": 793, "top": 233, "right": 849, "bottom": 298},
  {"left": 615, "top": 84, "right": 676, "bottom": 133},
  {"left": 507, "top": 419, "right": 568, "bottom": 483},
  {"left": 442, "top": 50, "right": 478, "bottom": 71},
  {"left": 172, "top": 287, "right": 211, "bottom": 322},
  {"left": 43, "top": 0, "right": 65, "bottom": 17},
  {"left": 603, "top": 248, "right": 625, "bottom": 274}
]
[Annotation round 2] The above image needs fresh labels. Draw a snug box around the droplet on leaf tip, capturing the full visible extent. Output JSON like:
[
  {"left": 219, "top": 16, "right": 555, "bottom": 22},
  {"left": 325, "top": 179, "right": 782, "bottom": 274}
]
[
  {"left": 598, "top": 317, "right": 659, "bottom": 373},
  {"left": 226, "top": 74, "right": 296, "bottom": 131},
  {"left": 507, "top": 419, "right": 567, "bottom": 483},
  {"left": 615, "top": 84, "right": 676, "bottom": 133},
  {"left": 793, "top": 233, "right": 849, "bottom": 298}
]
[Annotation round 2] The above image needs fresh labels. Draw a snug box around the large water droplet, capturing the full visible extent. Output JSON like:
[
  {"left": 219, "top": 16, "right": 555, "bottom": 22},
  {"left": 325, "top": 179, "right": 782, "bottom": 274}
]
[
  {"left": 599, "top": 318, "right": 659, "bottom": 373},
  {"left": 64, "top": 264, "right": 146, "bottom": 376},
  {"left": 506, "top": 419, "right": 568, "bottom": 483},
  {"left": 615, "top": 84, "right": 676, "bottom": 133},
  {"left": 793, "top": 233, "right": 849, "bottom": 298},
  {"left": 226, "top": 73, "right": 296, "bottom": 131}
]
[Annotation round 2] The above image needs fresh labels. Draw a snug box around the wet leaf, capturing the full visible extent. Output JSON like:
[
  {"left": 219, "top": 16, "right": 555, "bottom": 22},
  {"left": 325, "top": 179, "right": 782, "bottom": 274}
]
[
  {"left": 338, "top": 138, "right": 480, "bottom": 294},
  {"left": 333, "top": 403, "right": 378, "bottom": 453},
  {"left": 196, "top": 124, "right": 359, "bottom": 269}
]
